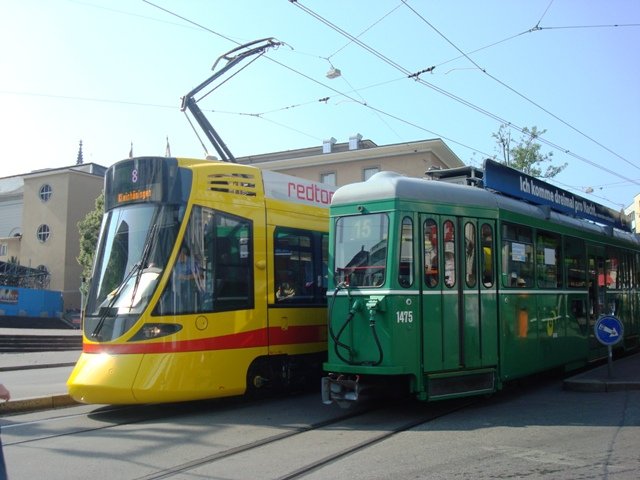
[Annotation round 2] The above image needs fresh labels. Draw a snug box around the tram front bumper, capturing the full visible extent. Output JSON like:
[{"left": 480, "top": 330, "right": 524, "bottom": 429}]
[
  {"left": 67, "top": 352, "right": 142, "bottom": 404},
  {"left": 321, "top": 374, "right": 360, "bottom": 406}
]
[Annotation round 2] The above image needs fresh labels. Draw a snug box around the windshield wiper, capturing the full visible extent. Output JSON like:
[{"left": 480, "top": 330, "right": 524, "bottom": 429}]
[
  {"left": 129, "top": 223, "right": 159, "bottom": 310},
  {"left": 90, "top": 261, "right": 143, "bottom": 339}
]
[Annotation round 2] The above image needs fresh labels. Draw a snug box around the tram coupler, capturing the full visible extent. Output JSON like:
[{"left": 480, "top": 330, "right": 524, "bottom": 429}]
[{"left": 321, "top": 374, "right": 360, "bottom": 406}]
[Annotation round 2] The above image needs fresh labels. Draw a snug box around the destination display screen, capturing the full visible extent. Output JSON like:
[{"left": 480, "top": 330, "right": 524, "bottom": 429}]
[{"left": 105, "top": 157, "right": 190, "bottom": 211}]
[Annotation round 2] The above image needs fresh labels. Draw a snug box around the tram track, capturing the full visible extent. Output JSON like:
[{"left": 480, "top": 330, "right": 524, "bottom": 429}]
[
  {"left": 132, "top": 397, "right": 480, "bottom": 480},
  {"left": 1, "top": 403, "right": 180, "bottom": 446},
  {"left": 274, "top": 399, "right": 476, "bottom": 480},
  {"left": 3, "top": 392, "right": 482, "bottom": 479},
  {"left": 131, "top": 403, "right": 377, "bottom": 480},
  {"left": 1, "top": 393, "right": 289, "bottom": 447}
]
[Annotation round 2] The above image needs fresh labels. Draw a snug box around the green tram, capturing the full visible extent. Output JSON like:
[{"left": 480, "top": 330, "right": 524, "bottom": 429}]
[{"left": 322, "top": 159, "right": 640, "bottom": 405}]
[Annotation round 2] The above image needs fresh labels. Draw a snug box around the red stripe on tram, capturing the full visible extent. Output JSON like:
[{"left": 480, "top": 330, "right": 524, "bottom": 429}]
[{"left": 82, "top": 325, "right": 324, "bottom": 355}]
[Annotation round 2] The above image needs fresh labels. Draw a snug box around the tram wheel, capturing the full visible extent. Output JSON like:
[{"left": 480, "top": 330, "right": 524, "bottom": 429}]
[{"left": 246, "top": 356, "right": 279, "bottom": 397}]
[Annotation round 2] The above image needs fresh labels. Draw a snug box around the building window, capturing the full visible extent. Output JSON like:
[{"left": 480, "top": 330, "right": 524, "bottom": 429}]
[
  {"left": 37, "top": 224, "right": 51, "bottom": 243},
  {"left": 320, "top": 172, "right": 336, "bottom": 186},
  {"left": 363, "top": 167, "right": 380, "bottom": 181},
  {"left": 0, "top": 244, "right": 6, "bottom": 256},
  {"left": 39, "top": 184, "right": 53, "bottom": 202}
]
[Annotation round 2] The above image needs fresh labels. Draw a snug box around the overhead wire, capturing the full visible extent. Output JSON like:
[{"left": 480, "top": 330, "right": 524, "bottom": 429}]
[
  {"left": 400, "top": 0, "right": 638, "bottom": 173},
  {"left": 16, "top": 0, "right": 636, "bottom": 205},
  {"left": 335, "top": 6, "right": 406, "bottom": 139},
  {"left": 553, "top": 178, "right": 628, "bottom": 209},
  {"left": 80, "top": 0, "right": 639, "bottom": 184},
  {"left": 291, "top": 0, "right": 639, "bottom": 187},
  {"left": 0, "top": 89, "right": 175, "bottom": 109},
  {"left": 141, "top": 0, "right": 492, "bottom": 157},
  {"left": 261, "top": 52, "right": 494, "bottom": 157},
  {"left": 319, "top": 2, "right": 407, "bottom": 140},
  {"left": 536, "top": 23, "right": 640, "bottom": 30},
  {"left": 138, "top": 0, "right": 637, "bottom": 193},
  {"left": 142, "top": 0, "right": 237, "bottom": 43},
  {"left": 135, "top": 0, "right": 479, "bottom": 155},
  {"left": 535, "top": 0, "right": 555, "bottom": 28},
  {"left": 325, "top": 2, "right": 404, "bottom": 59}
]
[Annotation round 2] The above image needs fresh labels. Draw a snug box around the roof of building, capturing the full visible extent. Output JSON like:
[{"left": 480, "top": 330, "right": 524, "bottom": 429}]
[
  {"left": 237, "top": 137, "right": 464, "bottom": 170},
  {"left": 0, "top": 163, "right": 107, "bottom": 200}
]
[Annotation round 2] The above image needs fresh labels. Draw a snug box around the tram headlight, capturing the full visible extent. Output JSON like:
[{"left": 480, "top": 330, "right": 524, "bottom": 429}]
[{"left": 129, "top": 323, "right": 182, "bottom": 341}]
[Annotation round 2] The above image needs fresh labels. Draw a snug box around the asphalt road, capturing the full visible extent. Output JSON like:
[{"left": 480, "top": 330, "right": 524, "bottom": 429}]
[{"left": 1, "top": 373, "right": 638, "bottom": 479}]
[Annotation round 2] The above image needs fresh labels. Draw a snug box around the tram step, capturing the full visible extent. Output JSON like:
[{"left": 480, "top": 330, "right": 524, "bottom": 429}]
[{"left": 427, "top": 369, "right": 496, "bottom": 400}]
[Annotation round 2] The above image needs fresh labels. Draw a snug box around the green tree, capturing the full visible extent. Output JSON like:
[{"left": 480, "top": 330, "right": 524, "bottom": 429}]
[
  {"left": 77, "top": 191, "right": 104, "bottom": 298},
  {"left": 493, "top": 124, "right": 567, "bottom": 178}
]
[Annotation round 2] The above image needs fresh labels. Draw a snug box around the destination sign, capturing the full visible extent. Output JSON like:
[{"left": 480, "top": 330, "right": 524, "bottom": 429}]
[
  {"left": 105, "top": 157, "right": 189, "bottom": 211},
  {"left": 483, "top": 159, "right": 631, "bottom": 231}
]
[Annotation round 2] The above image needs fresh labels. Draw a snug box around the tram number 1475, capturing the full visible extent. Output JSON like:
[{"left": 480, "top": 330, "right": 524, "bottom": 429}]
[{"left": 396, "top": 311, "right": 413, "bottom": 323}]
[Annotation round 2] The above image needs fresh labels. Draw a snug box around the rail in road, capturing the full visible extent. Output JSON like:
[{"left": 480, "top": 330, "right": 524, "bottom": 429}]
[
  {"left": 2, "top": 376, "right": 638, "bottom": 480},
  {"left": 0, "top": 392, "right": 480, "bottom": 480}
]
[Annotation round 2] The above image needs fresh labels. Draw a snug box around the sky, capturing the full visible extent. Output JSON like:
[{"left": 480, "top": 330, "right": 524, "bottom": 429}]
[{"left": 1, "top": 0, "right": 638, "bottom": 210}]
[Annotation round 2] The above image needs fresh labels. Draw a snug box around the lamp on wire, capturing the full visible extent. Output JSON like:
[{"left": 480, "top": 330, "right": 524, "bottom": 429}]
[{"left": 326, "top": 66, "right": 341, "bottom": 79}]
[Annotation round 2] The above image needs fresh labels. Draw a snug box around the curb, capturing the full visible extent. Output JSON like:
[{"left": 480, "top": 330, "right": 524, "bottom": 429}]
[
  {"left": 563, "top": 379, "right": 640, "bottom": 393},
  {"left": 0, "top": 394, "right": 78, "bottom": 415},
  {"left": 0, "top": 362, "right": 77, "bottom": 372}
]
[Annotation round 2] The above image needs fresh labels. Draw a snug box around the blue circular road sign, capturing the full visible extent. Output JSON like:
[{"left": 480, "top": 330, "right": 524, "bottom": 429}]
[{"left": 594, "top": 315, "right": 624, "bottom": 346}]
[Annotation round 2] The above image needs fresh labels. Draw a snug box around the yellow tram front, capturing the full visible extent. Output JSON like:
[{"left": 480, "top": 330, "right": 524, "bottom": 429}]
[{"left": 68, "top": 156, "right": 265, "bottom": 404}]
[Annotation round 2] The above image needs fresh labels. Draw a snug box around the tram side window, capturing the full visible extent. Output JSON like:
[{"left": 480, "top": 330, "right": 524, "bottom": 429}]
[
  {"left": 605, "top": 251, "right": 619, "bottom": 289},
  {"left": 398, "top": 217, "right": 414, "bottom": 287},
  {"left": 443, "top": 220, "right": 456, "bottom": 288},
  {"left": 564, "top": 237, "right": 586, "bottom": 288},
  {"left": 623, "top": 253, "right": 632, "bottom": 289},
  {"left": 501, "top": 223, "right": 533, "bottom": 288},
  {"left": 620, "top": 253, "right": 631, "bottom": 289},
  {"left": 274, "top": 228, "right": 326, "bottom": 304},
  {"left": 211, "top": 218, "right": 252, "bottom": 311},
  {"left": 464, "top": 222, "right": 476, "bottom": 288},
  {"left": 481, "top": 223, "right": 494, "bottom": 287},
  {"left": 157, "top": 206, "right": 253, "bottom": 314},
  {"left": 424, "top": 219, "right": 439, "bottom": 288},
  {"left": 536, "top": 231, "right": 561, "bottom": 288}
]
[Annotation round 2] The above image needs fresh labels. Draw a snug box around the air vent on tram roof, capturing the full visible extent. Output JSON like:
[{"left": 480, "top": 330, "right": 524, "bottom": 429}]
[{"left": 207, "top": 172, "right": 257, "bottom": 197}]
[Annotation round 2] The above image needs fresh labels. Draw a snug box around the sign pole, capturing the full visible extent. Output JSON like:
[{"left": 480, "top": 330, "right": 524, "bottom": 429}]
[{"left": 594, "top": 315, "right": 624, "bottom": 379}]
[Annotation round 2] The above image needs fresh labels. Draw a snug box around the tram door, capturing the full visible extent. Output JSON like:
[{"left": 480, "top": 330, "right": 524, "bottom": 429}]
[{"left": 422, "top": 215, "right": 497, "bottom": 373}]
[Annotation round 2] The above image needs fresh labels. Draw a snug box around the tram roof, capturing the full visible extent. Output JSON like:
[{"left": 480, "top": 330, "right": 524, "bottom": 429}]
[{"left": 332, "top": 171, "right": 640, "bottom": 247}]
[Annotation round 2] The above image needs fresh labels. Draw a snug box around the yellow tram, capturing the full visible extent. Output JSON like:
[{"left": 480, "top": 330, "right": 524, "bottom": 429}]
[{"left": 67, "top": 156, "right": 334, "bottom": 404}]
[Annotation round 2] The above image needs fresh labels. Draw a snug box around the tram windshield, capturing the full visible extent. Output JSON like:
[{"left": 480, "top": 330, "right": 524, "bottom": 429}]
[
  {"left": 84, "top": 203, "right": 181, "bottom": 341},
  {"left": 334, "top": 213, "right": 388, "bottom": 287}
]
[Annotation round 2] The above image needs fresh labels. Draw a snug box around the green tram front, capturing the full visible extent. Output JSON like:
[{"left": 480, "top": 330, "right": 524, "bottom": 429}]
[
  {"left": 323, "top": 172, "right": 432, "bottom": 405},
  {"left": 323, "top": 172, "right": 502, "bottom": 405}
]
